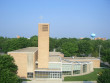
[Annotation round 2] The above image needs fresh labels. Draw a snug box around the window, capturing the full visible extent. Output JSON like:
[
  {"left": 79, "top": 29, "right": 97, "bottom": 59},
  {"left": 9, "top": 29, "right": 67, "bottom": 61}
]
[
  {"left": 49, "top": 63, "right": 61, "bottom": 69},
  {"left": 73, "top": 64, "right": 81, "bottom": 70},
  {"left": 62, "top": 71, "right": 71, "bottom": 75},
  {"left": 62, "top": 64, "right": 72, "bottom": 71},
  {"left": 42, "top": 25, "right": 48, "bottom": 31},
  {"left": 73, "top": 70, "right": 80, "bottom": 74},
  {"left": 35, "top": 71, "right": 62, "bottom": 78},
  {"left": 36, "top": 63, "right": 38, "bottom": 69},
  {"left": 27, "top": 72, "right": 33, "bottom": 78},
  {"left": 72, "top": 64, "right": 81, "bottom": 75},
  {"left": 83, "top": 64, "right": 87, "bottom": 73}
]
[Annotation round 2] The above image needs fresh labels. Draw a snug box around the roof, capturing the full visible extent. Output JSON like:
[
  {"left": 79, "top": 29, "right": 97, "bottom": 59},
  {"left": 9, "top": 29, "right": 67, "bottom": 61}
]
[
  {"left": 49, "top": 56, "right": 61, "bottom": 62},
  {"left": 49, "top": 52, "right": 63, "bottom": 56},
  {"left": 62, "top": 59, "right": 92, "bottom": 64},
  {"left": 63, "top": 57, "right": 100, "bottom": 60},
  {"left": 35, "top": 56, "right": 61, "bottom": 63},
  {"left": 8, "top": 47, "right": 38, "bottom": 53}
]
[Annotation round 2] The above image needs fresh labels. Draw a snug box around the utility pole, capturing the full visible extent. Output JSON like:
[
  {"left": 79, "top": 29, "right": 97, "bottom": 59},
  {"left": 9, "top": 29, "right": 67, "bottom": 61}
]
[{"left": 99, "top": 45, "right": 102, "bottom": 59}]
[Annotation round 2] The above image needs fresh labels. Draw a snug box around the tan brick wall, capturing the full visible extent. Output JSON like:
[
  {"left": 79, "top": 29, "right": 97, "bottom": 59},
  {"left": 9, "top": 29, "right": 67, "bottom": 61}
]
[
  {"left": 72, "top": 59, "right": 100, "bottom": 68},
  {"left": 38, "top": 23, "right": 49, "bottom": 68},
  {"left": 27, "top": 53, "right": 34, "bottom": 72},
  {"left": 59, "top": 54, "right": 64, "bottom": 57},
  {"left": 33, "top": 51, "right": 38, "bottom": 78},
  {"left": 8, "top": 53, "right": 27, "bottom": 78}
]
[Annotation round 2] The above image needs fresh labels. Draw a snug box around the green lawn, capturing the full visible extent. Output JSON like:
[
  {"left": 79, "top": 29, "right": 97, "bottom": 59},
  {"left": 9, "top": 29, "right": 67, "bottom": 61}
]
[
  {"left": 21, "top": 79, "right": 31, "bottom": 81},
  {"left": 64, "top": 68, "right": 104, "bottom": 81}
]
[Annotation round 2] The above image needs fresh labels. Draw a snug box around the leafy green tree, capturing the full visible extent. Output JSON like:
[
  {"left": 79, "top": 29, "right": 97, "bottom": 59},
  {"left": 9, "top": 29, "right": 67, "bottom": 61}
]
[
  {"left": 82, "top": 38, "right": 91, "bottom": 41},
  {"left": 102, "top": 40, "right": 110, "bottom": 50},
  {"left": 0, "top": 54, "right": 21, "bottom": 83},
  {"left": 2, "top": 37, "right": 30, "bottom": 53},
  {"left": 49, "top": 37, "right": 57, "bottom": 51},
  {"left": 92, "top": 40, "right": 103, "bottom": 52},
  {"left": 92, "top": 51, "right": 99, "bottom": 57},
  {"left": 1, "top": 36, "right": 110, "bottom": 64},
  {"left": 0, "top": 69, "right": 20, "bottom": 83},
  {"left": 0, "top": 37, "right": 4, "bottom": 48},
  {"left": 97, "top": 69, "right": 110, "bottom": 83},
  {"left": 55, "top": 38, "right": 78, "bottom": 52},
  {"left": 0, "top": 36, "right": 8, "bottom": 52},
  {"left": 61, "top": 42, "right": 78, "bottom": 57},
  {"left": 78, "top": 40, "right": 93, "bottom": 55},
  {"left": 30, "top": 35, "right": 38, "bottom": 47},
  {"left": 0, "top": 54, "right": 17, "bottom": 73},
  {"left": 101, "top": 49, "right": 110, "bottom": 64}
]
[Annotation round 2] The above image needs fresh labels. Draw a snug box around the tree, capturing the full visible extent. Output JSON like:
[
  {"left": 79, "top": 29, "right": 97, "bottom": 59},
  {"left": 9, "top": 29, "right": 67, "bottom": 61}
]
[
  {"left": 30, "top": 35, "right": 38, "bottom": 47},
  {"left": 101, "top": 49, "right": 110, "bottom": 64},
  {"left": 0, "top": 54, "right": 21, "bottom": 83},
  {"left": 0, "top": 37, "right": 4, "bottom": 49},
  {"left": 92, "top": 40, "right": 103, "bottom": 53},
  {"left": 0, "top": 36, "right": 8, "bottom": 52},
  {"left": 61, "top": 42, "right": 78, "bottom": 57},
  {"left": 0, "top": 69, "right": 20, "bottom": 83},
  {"left": 49, "top": 37, "right": 57, "bottom": 51},
  {"left": 0, "top": 54, "right": 17, "bottom": 73},
  {"left": 78, "top": 40, "right": 93, "bottom": 55},
  {"left": 97, "top": 69, "right": 110, "bottom": 83},
  {"left": 82, "top": 38, "right": 91, "bottom": 41},
  {"left": 92, "top": 51, "right": 99, "bottom": 57},
  {"left": 2, "top": 37, "right": 30, "bottom": 53}
]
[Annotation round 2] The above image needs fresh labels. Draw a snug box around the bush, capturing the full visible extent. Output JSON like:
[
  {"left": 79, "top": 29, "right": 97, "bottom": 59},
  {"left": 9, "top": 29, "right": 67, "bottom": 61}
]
[{"left": 97, "top": 69, "right": 110, "bottom": 83}]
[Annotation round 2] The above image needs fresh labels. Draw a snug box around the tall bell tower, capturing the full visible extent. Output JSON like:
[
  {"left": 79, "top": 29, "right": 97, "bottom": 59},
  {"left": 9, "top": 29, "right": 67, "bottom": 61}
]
[{"left": 38, "top": 23, "right": 49, "bottom": 68}]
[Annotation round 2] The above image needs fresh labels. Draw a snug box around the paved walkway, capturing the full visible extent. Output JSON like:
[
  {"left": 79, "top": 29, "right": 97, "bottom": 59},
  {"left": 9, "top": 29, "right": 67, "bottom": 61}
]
[
  {"left": 101, "top": 60, "right": 110, "bottom": 67},
  {"left": 22, "top": 80, "right": 97, "bottom": 83}
]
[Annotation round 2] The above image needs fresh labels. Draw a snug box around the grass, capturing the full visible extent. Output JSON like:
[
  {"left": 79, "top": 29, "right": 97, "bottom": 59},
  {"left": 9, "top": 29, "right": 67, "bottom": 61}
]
[
  {"left": 21, "top": 79, "right": 31, "bottom": 81},
  {"left": 64, "top": 68, "right": 104, "bottom": 81}
]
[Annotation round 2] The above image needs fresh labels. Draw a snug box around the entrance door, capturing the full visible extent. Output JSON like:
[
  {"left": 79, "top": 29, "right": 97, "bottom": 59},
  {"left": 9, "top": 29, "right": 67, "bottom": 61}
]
[{"left": 50, "top": 73, "right": 60, "bottom": 78}]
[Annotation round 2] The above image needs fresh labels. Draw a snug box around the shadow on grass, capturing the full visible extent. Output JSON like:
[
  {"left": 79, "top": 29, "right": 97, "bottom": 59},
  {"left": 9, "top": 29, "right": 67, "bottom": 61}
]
[{"left": 83, "top": 81, "right": 94, "bottom": 83}]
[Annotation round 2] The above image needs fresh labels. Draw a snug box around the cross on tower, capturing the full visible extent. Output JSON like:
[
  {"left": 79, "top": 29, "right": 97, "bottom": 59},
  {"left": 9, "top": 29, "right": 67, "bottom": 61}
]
[{"left": 39, "top": 16, "right": 43, "bottom": 23}]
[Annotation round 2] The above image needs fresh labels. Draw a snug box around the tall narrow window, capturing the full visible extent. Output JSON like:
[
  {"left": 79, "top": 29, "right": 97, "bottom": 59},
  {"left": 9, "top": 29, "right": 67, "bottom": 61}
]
[{"left": 83, "top": 64, "right": 87, "bottom": 73}]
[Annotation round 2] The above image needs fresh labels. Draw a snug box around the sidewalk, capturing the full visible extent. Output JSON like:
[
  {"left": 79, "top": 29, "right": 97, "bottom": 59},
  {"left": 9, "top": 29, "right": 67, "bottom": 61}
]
[{"left": 22, "top": 80, "right": 97, "bottom": 83}]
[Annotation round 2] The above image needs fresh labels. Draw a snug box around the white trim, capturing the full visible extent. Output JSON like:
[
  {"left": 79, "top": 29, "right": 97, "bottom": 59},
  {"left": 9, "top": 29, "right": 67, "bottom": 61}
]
[
  {"left": 35, "top": 78, "right": 62, "bottom": 80},
  {"left": 35, "top": 61, "right": 38, "bottom": 63},
  {"left": 35, "top": 62, "right": 62, "bottom": 63},
  {"left": 34, "top": 70, "right": 61, "bottom": 72},
  {"left": 62, "top": 63, "right": 72, "bottom": 64},
  {"left": 49, "top": 62, "right": 61, "bottom": 63}
]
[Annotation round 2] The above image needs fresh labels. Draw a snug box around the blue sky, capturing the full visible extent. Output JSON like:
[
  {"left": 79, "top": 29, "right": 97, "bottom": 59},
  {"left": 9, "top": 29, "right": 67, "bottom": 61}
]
[{"left": 0, "top": 0, "right": 110, "bottom": 39}]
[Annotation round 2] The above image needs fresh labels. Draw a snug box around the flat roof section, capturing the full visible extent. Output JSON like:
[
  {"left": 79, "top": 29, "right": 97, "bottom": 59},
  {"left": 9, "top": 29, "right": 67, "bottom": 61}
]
[
  {"left": 8, "top": 47, "right": 38, "bottom": 53},
  {"left": 62, "top": 59, "right": 92, "bottom": 64},
  {"left": 49, "top": 56, "right": 61, "bottom": 62},
  {"left": 36, "top": 56, "right": 61, "bottom": 63},
  {"left": 63, "top": 57, "right": 100, "bottom": 60},
  {"left": 49, "top": 52, "right": 63, "bottom": 56}
]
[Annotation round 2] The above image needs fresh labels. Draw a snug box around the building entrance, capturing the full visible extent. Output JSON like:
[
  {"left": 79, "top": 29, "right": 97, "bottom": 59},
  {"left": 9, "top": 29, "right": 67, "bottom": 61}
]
[
  {"left": 50, "top": 73, "right": 61, "bottom": 78},
  {"left": 35, "top": 71, "right": 62, "bottom": 79}
]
